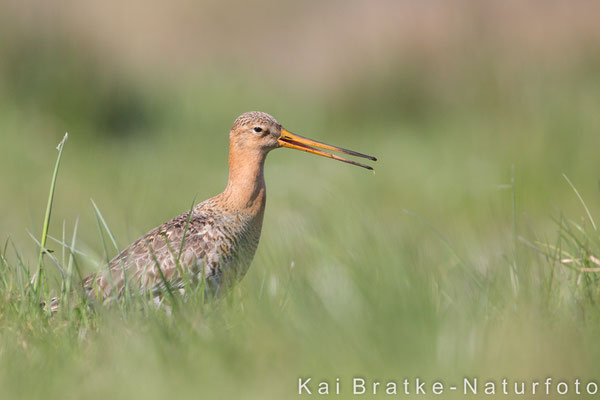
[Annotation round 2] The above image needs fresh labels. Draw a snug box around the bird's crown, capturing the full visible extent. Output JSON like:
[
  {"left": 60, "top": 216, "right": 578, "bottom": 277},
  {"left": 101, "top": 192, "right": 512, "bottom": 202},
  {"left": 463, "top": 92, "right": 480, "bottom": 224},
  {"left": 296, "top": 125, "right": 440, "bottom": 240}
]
[{"left": 232, "top": 111, "right": 280, "bottom": 130}]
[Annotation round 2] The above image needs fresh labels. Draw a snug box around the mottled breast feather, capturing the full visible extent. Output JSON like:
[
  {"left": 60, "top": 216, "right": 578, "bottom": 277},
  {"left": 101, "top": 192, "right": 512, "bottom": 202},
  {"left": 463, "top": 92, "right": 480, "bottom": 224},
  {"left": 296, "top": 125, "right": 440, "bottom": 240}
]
[{"left": 84, "top": 196, "right": 264, "bottom": 299}]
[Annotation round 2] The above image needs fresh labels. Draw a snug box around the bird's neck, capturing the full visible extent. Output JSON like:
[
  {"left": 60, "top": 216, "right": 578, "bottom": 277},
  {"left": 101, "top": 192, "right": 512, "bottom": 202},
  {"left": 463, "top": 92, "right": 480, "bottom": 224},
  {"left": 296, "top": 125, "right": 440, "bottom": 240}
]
[{"left": 219, "top": 143, "right": 267, "bottom": 217}]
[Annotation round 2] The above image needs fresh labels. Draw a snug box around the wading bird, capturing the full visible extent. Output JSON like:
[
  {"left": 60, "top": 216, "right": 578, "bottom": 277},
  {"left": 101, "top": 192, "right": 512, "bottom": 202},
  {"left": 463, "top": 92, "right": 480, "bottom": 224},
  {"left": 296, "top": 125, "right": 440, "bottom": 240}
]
[{"left": 83, "top": 112, "right": 376, "bottom": 301}]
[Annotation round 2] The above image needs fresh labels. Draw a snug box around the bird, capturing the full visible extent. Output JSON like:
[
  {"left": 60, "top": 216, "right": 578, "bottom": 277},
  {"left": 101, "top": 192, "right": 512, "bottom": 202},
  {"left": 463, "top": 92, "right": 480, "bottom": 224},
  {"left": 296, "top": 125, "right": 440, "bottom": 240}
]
[{"left": 82, "top": 111, "right": 376, "bottom": 302}]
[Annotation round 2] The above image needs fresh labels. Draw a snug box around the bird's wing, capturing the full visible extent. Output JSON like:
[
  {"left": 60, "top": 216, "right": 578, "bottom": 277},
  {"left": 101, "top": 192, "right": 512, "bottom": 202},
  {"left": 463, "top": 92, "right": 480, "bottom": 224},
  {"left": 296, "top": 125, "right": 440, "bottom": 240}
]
[{"left": 84, "top": 208, "right": 227, "bottom": 299}]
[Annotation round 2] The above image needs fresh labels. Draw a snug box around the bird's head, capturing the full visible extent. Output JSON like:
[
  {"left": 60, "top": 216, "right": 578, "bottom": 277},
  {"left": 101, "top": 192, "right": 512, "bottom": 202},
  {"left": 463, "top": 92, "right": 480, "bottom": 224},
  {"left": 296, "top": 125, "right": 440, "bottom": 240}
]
[
  {"left": 230, "top": 111, "right": 376, "bottom": 170},
  {"left": 230, "top": 111, "right": 282, "bottom": 153}
]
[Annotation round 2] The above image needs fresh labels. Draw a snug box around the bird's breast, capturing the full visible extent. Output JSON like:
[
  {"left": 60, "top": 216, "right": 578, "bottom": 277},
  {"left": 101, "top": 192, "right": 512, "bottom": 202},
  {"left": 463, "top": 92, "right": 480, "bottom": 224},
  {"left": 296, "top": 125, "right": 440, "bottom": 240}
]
[{"left": 196, "top": 208, "right": 264, "bottom": 285}]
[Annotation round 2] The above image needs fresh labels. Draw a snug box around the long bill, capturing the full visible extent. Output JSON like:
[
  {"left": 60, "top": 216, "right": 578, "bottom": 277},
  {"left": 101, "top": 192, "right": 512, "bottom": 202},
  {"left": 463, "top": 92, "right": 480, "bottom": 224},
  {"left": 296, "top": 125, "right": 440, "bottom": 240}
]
[{"left": 278, "top": 128, "right": 377, "bottom": 170}]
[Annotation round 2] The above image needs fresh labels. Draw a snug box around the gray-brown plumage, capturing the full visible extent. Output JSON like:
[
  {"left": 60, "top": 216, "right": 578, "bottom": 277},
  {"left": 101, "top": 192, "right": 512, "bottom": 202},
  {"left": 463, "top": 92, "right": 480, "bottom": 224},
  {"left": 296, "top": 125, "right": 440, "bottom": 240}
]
[{"left": 82, "top": 111, "right": 376, "bottom": 301}]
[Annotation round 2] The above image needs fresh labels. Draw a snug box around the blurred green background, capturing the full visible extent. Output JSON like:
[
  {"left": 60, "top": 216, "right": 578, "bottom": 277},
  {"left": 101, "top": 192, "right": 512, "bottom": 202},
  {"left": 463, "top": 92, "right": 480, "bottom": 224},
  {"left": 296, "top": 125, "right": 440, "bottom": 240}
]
[{"left": 1, "top": 1, "right": 600, "bottom": 399}]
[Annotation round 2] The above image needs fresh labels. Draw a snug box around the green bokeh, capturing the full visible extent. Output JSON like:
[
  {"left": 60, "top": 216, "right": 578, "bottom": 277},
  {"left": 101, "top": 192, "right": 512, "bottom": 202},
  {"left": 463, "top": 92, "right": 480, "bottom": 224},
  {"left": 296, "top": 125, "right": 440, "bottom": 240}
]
[{"left": 1, "top": 2, "right": 600, "bottom": 399}]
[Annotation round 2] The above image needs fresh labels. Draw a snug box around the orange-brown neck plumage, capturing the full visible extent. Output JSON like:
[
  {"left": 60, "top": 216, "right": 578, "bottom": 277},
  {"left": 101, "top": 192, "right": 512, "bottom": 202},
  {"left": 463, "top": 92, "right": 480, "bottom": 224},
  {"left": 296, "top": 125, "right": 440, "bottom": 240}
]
[{"left": 218, "top": 138, "right": 267, "bottom": 217}]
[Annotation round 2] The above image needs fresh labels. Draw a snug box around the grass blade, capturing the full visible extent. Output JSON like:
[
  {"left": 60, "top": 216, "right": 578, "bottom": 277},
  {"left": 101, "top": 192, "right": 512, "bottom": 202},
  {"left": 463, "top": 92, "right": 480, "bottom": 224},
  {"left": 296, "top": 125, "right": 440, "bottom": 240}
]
[
  {"left": 63, "top": 217, "right": 80, "bottom": 304},
  {"left": 563, "top": 173, "right": 597, "bottom": 231},
  {"left": 91, "top": 199, "right": 129, "bottom": 299},
  {"left": 32, "top": 133, "right": 68, "bottom": 296}
]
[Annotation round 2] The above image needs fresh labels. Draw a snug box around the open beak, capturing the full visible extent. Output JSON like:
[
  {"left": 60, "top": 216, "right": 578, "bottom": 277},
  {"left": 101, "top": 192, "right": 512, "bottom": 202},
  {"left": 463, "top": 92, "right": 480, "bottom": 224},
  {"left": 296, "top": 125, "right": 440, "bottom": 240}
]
[{"left": 278, "top": 128, "right": 377, "bottom": 170}]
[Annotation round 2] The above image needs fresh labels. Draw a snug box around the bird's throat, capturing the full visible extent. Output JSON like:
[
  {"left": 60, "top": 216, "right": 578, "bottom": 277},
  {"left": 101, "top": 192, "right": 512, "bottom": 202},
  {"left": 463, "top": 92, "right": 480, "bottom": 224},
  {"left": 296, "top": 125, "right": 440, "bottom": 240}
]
[{"left": 220, "top": 145, "right": 267, "bottom": 216}]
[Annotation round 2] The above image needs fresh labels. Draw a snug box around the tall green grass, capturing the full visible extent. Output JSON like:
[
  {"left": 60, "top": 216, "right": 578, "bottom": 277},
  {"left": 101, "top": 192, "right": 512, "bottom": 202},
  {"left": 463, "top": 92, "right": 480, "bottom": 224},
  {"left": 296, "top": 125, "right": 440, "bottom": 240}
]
[
  {"left": 1, "top": 14, "right": 600, "bottom": 398},
  {"left": 32, "top": 133, "right": 68, "bottom": 296},
  {"left": 1, "top": 123, "right": 599, "bottom": 399}
]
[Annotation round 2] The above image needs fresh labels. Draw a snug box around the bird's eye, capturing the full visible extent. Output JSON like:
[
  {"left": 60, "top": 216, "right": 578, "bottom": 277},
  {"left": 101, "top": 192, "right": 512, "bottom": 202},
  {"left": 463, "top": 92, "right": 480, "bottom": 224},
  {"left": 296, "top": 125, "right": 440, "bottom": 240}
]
[{"left": 253, "top": 126, "right": 263, "bottom": 133}]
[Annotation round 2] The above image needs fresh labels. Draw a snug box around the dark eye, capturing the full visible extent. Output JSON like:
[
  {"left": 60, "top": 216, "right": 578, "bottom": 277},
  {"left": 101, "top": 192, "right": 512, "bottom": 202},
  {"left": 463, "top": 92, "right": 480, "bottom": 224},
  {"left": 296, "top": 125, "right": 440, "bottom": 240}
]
[{"left": 253, "top": 126, "right": 263, "bottom": 133}]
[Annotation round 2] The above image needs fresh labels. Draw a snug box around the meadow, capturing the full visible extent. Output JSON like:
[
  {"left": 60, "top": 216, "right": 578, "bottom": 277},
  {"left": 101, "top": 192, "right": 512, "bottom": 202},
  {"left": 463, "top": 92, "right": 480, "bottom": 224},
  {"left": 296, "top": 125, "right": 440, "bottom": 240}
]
[{"left": 1, "top": 2, "right": 600, "bottom": 399}]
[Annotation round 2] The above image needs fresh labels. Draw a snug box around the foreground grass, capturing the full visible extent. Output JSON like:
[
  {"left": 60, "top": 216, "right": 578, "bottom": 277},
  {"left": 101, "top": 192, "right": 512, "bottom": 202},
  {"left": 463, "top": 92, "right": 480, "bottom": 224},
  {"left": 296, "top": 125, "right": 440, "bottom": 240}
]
[
  {"left": 1, "top": 28, "right": 600, "bottom": 398},
  {"left": 1, "top": 131, "right": 600, "bottom": 400}
]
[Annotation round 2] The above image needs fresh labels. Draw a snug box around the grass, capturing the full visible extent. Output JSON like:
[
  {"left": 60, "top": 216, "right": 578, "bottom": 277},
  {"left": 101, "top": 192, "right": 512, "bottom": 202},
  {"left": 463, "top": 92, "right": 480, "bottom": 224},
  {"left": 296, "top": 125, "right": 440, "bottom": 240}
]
[
  {"left": 1, "top": 12, "right": 600, "bottom": 398},
  {"left": 1, "top": 113, "right": 600, "bottom": 399},
  {"left": 32, "top": 133, "right": 68, "bottom": 296}
]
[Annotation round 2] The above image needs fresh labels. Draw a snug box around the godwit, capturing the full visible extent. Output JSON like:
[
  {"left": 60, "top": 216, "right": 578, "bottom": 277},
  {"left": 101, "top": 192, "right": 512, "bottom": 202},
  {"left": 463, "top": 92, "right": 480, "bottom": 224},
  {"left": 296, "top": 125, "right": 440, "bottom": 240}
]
[{"left": 83, "top": 111, "right": 376, "bottom": 300}]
